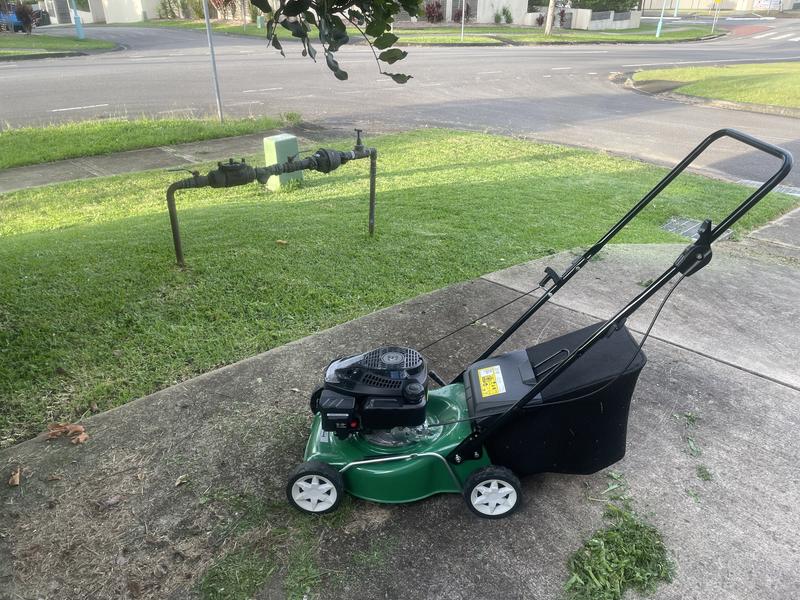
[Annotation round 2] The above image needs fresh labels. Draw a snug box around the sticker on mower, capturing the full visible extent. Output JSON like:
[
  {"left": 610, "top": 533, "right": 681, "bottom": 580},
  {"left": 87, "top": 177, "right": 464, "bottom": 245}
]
[{"left": 477, "top": 365, "right": 506, "bottom": 398}]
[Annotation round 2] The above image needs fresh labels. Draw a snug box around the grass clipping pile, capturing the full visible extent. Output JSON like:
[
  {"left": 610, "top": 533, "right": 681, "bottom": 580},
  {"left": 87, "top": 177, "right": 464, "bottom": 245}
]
[{"left": 566, "top": 473, "right": 674, "bottom": 600}]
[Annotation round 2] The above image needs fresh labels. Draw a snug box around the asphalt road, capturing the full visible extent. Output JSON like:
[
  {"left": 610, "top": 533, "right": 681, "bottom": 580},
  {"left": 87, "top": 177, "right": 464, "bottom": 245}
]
[{"left": 2, "top": 19, "right": 800, "bottom": 186}]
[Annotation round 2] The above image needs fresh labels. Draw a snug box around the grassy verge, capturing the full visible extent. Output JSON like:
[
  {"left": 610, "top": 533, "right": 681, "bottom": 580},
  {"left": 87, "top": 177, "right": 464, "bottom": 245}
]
[
  {"left": 0, "top": 114, "right": 300, "bottom": 170},
  {"left": 1, "top": 129, "right": 796, "bottom": 445},
  {"left": 124, "top": 19, "right": 717, "bottom": 44},
  {"left": 490, "top": 23, "right": 716, "bottom": 44},
  {"left": 0, "top": 32, "right": 116, "bottom": 51},
  {"left": 396, "top": 34, "right": 503, "bottom": 44},
  {"left": 633, "top": 62, "right": 800, "bottom": 109},
  {"left": 113, "top": 18, "right": 266, "bottom": 37}
]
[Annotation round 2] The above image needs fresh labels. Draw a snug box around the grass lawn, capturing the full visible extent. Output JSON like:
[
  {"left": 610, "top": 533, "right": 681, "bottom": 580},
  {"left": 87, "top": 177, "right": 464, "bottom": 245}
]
[
  {"left": 496, "top": 23, "right": 716, "bottom": 43},
  {"left": 0, "top": 32, "right": 116, "bottom": 51},
  {"left": 114, "top": 18, "right": 266, "bottom": 37},
  {"left": 633, "top": 62, "right": 800, "bottom": 109},
  {"left": 0, "top": 114, "right": 299, "bottom": 170},
  {"left": 1, "top": 129, "right": 795, "bottom": 446},
  {"left": 396, "top": 34, "right": 503, "bottom": 44},
  {"left": 124, "top": 19, "right": 717, "bottom": 44}
]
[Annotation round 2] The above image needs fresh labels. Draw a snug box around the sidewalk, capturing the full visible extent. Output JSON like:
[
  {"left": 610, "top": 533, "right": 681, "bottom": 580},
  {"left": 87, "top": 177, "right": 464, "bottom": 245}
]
[
  {"left": 0, "top": 123, "right": 351, "bottom": 195},
  {"left": 2, "top": 209, "right": 798, "bottom": 598}
]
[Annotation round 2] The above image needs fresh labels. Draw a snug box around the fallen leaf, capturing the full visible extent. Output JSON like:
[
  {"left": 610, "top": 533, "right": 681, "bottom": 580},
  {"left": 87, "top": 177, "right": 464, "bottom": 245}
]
[
  {"left": 71, "top": 432, "right": 89, "bottom": 445},
  {"left": 276, "top": 239, "right": 289, "bottom": 245},
  {"left": 90, "top": 403, "right": 99, "bottom": 413},
  {"left": 175, "top": 475, "right": 189, "bottom": 487},
  {"left": 290, "top": 388, "right": 300, "bottom": 393},
  {"left": 46, "top": 423, "right": 88, "bottom": 444},
  {"left": 47, "top": 473, "right": 62, "bottom": 481},
  {"left": 8, "top": 467, "right": 20, "bottom": 487}
]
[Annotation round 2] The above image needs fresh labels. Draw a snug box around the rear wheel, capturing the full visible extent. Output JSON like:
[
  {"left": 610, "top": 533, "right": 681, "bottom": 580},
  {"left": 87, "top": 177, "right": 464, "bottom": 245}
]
[
  {"left": 286, "top": 461, "right": 343, "bottom": 515},
  {"left": 463, "top": 466, "right": 521, "bottom": 519}
]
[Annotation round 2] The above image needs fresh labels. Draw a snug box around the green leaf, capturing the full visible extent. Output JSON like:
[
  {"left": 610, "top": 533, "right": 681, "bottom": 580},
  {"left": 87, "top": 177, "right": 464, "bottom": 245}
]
[
  {"left": 378, "top": 48, "right": 407, "bottom": 64},
  {"left": 365, "top": 19, "right": 385, "bottom": 37},
  {"left": 280, "top": 18, "right": 308, "bottom": 39},
  {"left": 325, "top": 53, "right": 348, "bottom": 80},
  {"left": 373, "top": 32, "right": 398, "bottom": 50},
  {"left": 385, "top": 72, "right": 412, "bottom": 84},
  {"left": 271, "top": 33, "right": 285, "bottom": 57},
  {"left": 303, "top": 38, "right": 317, "bottom": 61},
  {"left": 283, "top": 0, "right": 311, "bottom": 17}
]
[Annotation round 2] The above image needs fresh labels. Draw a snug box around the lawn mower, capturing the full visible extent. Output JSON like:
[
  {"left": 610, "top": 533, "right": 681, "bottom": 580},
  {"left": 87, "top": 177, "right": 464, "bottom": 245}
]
[{"left": 286, "top": 129, "right": 792, "bottom": 519}]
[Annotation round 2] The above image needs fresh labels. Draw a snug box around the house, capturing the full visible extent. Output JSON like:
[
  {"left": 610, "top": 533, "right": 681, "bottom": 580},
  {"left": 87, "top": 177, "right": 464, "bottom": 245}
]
[{"left": 42, "top": 0, "right": 162, "bottom": 24}]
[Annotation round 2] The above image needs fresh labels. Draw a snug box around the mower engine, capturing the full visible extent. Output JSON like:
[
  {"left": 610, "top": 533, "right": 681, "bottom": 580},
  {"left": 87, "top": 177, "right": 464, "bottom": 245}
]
[{"left": 311, "top": 346, "right": 428, "bottom": 438}]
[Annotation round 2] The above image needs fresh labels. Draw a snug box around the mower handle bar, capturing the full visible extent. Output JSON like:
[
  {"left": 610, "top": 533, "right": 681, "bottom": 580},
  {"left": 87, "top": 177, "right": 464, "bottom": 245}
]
[
  {"left": 446, "top": 129, "right": 792, "bottom": 464},
  {"left": 468, "top": 128, "right": 793, "bottom": 366}
]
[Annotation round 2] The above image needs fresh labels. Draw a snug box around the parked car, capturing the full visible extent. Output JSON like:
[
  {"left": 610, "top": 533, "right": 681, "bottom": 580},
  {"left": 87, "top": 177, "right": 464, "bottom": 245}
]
[
  {"left": 0, "top": 10, "right": 23, "bottom": 32},
  {"left": 32, "top": 8, "right": 50, "bottom": 26}
]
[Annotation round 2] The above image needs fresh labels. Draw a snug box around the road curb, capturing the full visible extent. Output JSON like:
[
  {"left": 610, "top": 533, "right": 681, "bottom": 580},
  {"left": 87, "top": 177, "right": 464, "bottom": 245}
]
[
  {"left": 0, "top": 51, "right": 85, "bottom": 61},
  {"left": 613, "top": 71, "right": 800, "bottom": 120},
  {"left": 0, "top": 45, "right": 122, "bottom": 62}
]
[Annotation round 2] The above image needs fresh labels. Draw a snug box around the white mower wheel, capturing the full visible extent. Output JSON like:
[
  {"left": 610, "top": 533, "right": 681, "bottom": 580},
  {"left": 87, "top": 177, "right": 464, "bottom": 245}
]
[
  {"left": 463, "top": 465, "right": 521, "bottom": 519},
  {"left": 286, "top": 461, "right": 343, "bottom": 515}
]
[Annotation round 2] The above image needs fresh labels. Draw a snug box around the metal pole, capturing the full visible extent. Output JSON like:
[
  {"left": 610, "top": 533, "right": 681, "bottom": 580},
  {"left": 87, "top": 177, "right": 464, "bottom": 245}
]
[
  {"left": 242, "top": 0, "right": 246, "bottom": 31},
  {"left": 202, "top": 0, "right": 224, "bottom": 123},
  {"left": 711, "top": 0, "right": 720, "bottom": 33},
  {"left": 67, "top": 0, "right": 84, "bottom": 40},
  {"left": 656, "top": 0, "right": 667, "bottom": 37},
  {"left": 460, "top": 0, "right": 466, "bottom": 42},
  {"left": 368, "top": 150, "right": 377, "bottom": 236},
  {"left": 673, "top": 0, "right": 680, "bottom": 17}
]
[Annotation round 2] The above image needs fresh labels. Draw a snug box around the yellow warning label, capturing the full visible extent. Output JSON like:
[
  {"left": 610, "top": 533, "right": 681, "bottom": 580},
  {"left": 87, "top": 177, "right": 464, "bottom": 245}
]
[{"left": 477, "top": 365, "right": 506, "bottom": 398}]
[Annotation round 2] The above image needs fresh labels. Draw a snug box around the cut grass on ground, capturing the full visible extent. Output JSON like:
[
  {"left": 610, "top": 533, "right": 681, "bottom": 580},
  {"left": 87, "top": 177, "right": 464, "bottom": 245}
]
[
  {"left": 633, "top": 62, "right": 800, "bottom": 109},
  {"left": 122, "top": 19, "right": 717, "bottom": 44},
  {"left": 0, "top": 32, "right": 115, "bottom": 51},
  {"left": 0, "top": 114, "right": 300, "bottom": 170},
  {"left": 1, "top": 129, "right": 796, "bottom": 445},
  {"left": 566, "top": 473, "right": 674, "bottom": 599}
]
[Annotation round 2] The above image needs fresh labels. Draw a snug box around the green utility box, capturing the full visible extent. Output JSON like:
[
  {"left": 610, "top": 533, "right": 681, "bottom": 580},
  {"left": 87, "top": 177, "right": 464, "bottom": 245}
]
[{"left": 264, "top": 133, "right": 302, "bottom": 191}]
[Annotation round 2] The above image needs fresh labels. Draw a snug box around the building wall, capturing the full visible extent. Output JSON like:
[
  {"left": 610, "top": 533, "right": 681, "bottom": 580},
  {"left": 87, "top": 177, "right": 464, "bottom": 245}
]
[
  {"left": 474, "top": 0, "right": 529, "bottom": 23},
  {"left": 641, "top": 0, "right": 792, "bottom": 10},
  {"left": 89, "top": 0, "right": 105, "bottom": 22},
  {"left": 101, "top": 0, "right": 161, "bottom": 23}
]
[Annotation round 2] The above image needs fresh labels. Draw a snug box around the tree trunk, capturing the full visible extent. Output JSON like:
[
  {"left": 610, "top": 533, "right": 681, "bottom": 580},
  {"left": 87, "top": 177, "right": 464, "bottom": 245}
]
[{"left": 544, "top": 0, "right": 556, "bottom": 36}]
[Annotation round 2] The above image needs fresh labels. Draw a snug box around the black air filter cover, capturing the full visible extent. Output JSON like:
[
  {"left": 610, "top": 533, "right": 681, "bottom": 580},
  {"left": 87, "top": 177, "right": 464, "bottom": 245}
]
[
  {"left": 319, "top": 346, "right": 429, "bottom": 432},
  {"left": 324, "top": 346, "right": 427, "bottom": 398}
]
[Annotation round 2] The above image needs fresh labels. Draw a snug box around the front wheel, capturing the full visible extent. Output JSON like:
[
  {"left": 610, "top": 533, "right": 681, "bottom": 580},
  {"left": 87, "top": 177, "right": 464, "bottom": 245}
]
[
  {"left": 463, "top": 465, "right": 521, "bottom": 519},
  {"left": 286, "top": 461, "right": 343, "bottom": 515}
]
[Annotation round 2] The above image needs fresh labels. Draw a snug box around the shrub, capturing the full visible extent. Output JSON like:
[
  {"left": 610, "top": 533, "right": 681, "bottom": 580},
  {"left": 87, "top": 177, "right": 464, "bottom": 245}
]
[
  {"left": 572, "top": 0, "right": 638, "bottom": 11},
  {"left": 425, "top": 1, "right": 443, "bottom": 22},
  {"left": 493, "top": 9, "right": 502, "bottom": 23},
  {"left": 158, "top": 0, "right": 178, "bottom": 19},
  {"left": 558, "top": 8, "right": 566, "bottom": 26},
  {"left": 453, "top": 2, "right": 471, "bottom": 22},
  {"left": 501, "top": 5, "right": 513, "bottom": 23},
  {"left": 187, "top": 0, "right": 204, "bottom": 18},
  {"left": 536, "top": 13, "right": 544, "bottom": 26}
]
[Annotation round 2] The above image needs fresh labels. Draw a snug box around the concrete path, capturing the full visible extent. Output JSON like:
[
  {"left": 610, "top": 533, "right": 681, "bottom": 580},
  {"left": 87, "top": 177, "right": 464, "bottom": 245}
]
[
  {"left": 0, "top": 124, "right": 353, "bottom": 195},
  {"left": 1, "top": 212, "right": 798, "bottom": 599}
]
